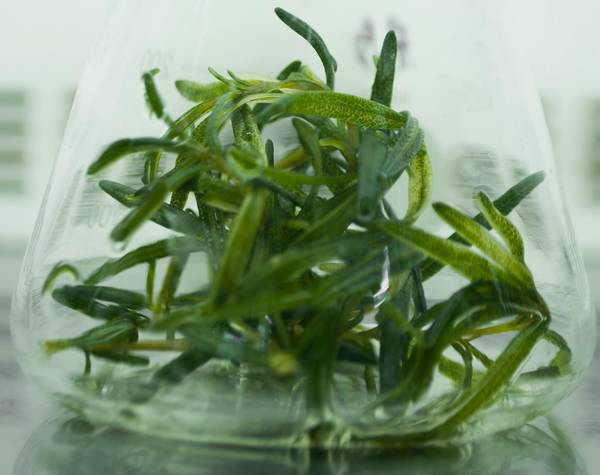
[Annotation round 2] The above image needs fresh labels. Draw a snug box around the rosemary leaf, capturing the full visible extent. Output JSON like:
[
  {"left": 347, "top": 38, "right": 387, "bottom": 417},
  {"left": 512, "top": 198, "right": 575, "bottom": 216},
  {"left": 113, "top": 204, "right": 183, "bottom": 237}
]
[
  {"left": 99, "top": 180, "right": 208, "bottom": 237},
  {"left": 432, "top": 201, "right": 534, "bottom": 290},
  {"left": 403, "top": 146, "right": 432, "bottom": 224},
  {"left": 357, "top": 129, "right": 388, "bottom": 222},
  {"left": 370, "top": 31, "right": 397, "bottom": 107},
  {"left": 376, "top": 221, "right": 514, "bottom": 285},
  {"left": 42, "top": 262, "right": 80, "bottom": 294},
  {"left": 476, "top": 191, "right": 525, "bottom": 261},
  {"left": 175, "top": 80, "right": 230, "bottom": 103},
  {"left": 277, "top": 60, "right": 303, "bottom": 81},
  {"left": 85, "top": 237, "right": 206, "bottom": 285},
  {"left": 110, "top": 164, "right": 206, "bottom": 242},
  {"left": 88, "top": 138, "right": 209, "bottom": 175},
  {"left": 274, "top": 8, "right": 337, "bottom": 89},
  {"left": 256, "top": 91, "right": 409, "bottom": 130},
  {"left": 52, "top": 286, "right": 149, "bottom": 323},
  {"left": 419, "top": 171, "right": 545, "bottom": 280},
  {"left": 143, "top": 69, "right": 172, "bottom": 124}
]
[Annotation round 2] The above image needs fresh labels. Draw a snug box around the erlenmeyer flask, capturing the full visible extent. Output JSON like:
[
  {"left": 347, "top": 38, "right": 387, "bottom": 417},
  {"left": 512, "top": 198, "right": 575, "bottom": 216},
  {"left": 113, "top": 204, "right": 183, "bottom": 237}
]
[{"left": 11, "top": 0, "right": 595, "bottom": 448}]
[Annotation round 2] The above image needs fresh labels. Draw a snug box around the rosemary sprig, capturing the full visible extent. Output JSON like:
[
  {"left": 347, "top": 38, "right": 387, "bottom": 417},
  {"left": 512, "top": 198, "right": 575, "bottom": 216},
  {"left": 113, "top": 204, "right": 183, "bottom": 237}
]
[{"left": 42, "top": 7, "right": 568, "bottom": 446}]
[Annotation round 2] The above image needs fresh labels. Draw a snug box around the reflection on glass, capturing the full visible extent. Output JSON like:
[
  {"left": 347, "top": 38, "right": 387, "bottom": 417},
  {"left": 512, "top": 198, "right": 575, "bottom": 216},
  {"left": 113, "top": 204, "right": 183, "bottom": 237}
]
[{"left": 12, "top": 413, "right": 585, "bottom": 475}]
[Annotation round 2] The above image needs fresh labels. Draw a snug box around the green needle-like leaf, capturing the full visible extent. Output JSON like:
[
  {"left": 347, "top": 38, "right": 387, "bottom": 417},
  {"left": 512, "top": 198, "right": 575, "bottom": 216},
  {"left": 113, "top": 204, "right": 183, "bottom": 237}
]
[
  {"left": 52, "top": 286, "right": 149, "bottom": 323},
  {"left": 143, "top": 69, "right": 172, "bottom": 124},
  {"left": 376, "top": 221, "right": 513, "bottom": 285},
  {"left": 274, "top": 8, "right": 337, "bottom": 89},
  {"left": 419, "top": 171, "right": 545, "bottom": 280},
  {"left": 212, "top": 189, "right": 269, "bottom": 303},
  {"left": 44, "top": 317, "right": 139, "bottom": 355},
  {"left": 54, "top": 285, "right": 146, "bottom": 309},
  {"left": 381, "top": 115, "right": 423, "bottom": 180},
  {"left": 99, "top": 180, "right": 209, "bottom": 237},
  {"left": 476, "top": 191, "right": 525, "bottom": 261},
  {"left": 433, "top": 202, "right": 534, "bottom": 290},
  {"left": 85, "top": 237, "right": 206, "bottom": 285},
  {"left": 256, "top": 91, "right": 409, "bottom": 130},
  {"left": 371, "top": 31, "right": 397, "bottom": 106},
  {"left": 88, "top": 138, "right": 210, "bottom": 175},
  {"left": 42, "top": 262, "right": 80, "bottom": 294},
  {"left": 357, "top": 129, "right": 388, "bottom": 222},
  {"left": 433, "top": 316, "right": 547, "bottom": 437},
  {"left": 110, "top": 164, "right": 205, "bottom": 242},
  {"left": 175, "top": 80, "right": 229, "bottom": 103},
  {"left": 277, "top": 60, "right": 303, "bottom": 81},
  {"left": 403, "top": 146, "right": 432, "bottom": 224}
]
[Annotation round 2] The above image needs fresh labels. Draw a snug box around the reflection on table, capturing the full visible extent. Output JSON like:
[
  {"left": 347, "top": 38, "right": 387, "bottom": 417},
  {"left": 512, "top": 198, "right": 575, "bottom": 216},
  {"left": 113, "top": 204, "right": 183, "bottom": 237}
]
[{"left": 12, "top": 412, "right": 585, "bottom": 475}]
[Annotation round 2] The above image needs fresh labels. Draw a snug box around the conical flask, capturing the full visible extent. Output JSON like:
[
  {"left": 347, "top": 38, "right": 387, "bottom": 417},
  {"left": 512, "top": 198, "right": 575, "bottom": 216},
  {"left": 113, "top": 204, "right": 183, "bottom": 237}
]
[{"left": 11, "top": 0, "right": 596, "bottom": 448}]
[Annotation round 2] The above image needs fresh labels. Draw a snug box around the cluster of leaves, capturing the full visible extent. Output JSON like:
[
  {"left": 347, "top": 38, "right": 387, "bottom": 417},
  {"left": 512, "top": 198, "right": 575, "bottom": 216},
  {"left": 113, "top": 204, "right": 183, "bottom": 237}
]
[{"left": 42, "top": 8, "right": 570, "bottom": 443}]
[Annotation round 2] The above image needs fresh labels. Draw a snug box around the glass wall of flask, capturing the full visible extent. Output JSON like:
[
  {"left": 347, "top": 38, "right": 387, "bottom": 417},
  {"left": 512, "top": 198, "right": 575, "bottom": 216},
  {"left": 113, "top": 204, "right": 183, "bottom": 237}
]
[{"left": 10, "top": 0, "right": 596, "bottom": 448}]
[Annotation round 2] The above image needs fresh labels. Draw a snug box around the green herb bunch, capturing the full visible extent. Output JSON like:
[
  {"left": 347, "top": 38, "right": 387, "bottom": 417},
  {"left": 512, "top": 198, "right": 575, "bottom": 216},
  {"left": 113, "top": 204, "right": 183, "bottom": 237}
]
[{"left": 42, "top": 8, "right": 570, "bottom": 445}]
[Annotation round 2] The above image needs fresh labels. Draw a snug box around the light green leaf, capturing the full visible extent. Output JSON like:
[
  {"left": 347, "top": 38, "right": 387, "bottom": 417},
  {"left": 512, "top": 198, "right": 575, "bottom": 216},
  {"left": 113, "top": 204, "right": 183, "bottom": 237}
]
[
  {"left": 256, "top": 91, "right": 409, "bottom": 130},
  {"left": 433, "top": 201, "right": 534, "bottom": 290},
  {"left": 476, "top": 191, "right": 525, "bottom": 261},
  {"left": 376, "top": 221, "right": 513, "bottom": 284},
  {"left": 419, "top": 171, "right": 545, "bottom": 280},
  {"left": 403, "top": 146, "right": 432, "bottom": 223},
  {"left": 175, "top": 80, "right": 229, "bottom": 103},
  {"left": 42, "top": 262, "right": 80, "bottom": 294}
]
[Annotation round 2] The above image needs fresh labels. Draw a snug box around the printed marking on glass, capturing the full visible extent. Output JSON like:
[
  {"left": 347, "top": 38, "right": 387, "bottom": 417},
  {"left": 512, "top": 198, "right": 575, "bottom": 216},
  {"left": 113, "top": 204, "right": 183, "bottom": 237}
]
[{"left": 355, "top": 17, "right": 408, "bottom": 68}]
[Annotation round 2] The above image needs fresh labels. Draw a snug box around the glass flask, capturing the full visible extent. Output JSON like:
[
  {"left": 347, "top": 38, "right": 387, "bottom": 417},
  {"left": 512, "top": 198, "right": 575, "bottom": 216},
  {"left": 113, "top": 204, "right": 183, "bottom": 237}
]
[{"left": 10, "top": 0, "right": 596, "bottom": 448}]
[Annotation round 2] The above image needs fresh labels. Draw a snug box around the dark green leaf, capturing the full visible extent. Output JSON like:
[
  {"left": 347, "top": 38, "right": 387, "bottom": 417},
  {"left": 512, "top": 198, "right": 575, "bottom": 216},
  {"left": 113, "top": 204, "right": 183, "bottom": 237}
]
[
  {"left": 85, "top": 237, "right": 206, "bottom": 285},
  {"left": 52, "top": 286, "right": 149, "bottom": 322},
  {"left": 90, "top": 350, "right": 149, "bottom": 366},
  {"left": 44, "top": 317, "right": 139, "bottom": 354},
  {"left": 143, "top": 69, "right": 171, "bottom": 124},
  {"left": 371, "top": 31, "right": 397, "bottom": 106},
  {"left": 54, "top": 285, "right": 146, "bottom": 309},
  {"left": 110, "top": 164, "right": 206, "bottom": 242},
  {"left": 277, "top": 60, "right": 303, "bottom": 81},
  {"left": 99, "top": 180, "right": 209, "bottom": 237},
  {"left": 357, "top": 129, "right": 388, "bottom": 222},
  {"left": 88, "top": 138, "right": 209, "bottom": 175},
  {"left": 274, "top": 8, "right": 337, "bottom": 89}
]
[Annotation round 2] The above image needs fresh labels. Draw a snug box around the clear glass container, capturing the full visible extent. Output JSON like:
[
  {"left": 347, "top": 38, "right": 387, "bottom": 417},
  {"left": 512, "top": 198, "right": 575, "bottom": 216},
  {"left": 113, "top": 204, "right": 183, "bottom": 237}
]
[{"left": 11, "top": 0, "right": 596, "bottom": 448}]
